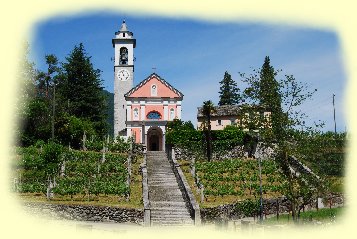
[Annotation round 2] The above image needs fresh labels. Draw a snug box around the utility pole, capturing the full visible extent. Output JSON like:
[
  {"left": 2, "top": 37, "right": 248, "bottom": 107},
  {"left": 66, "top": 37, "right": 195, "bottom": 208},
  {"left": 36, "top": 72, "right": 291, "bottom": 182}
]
[
  {"left": 333, "top": 94, "right": 336, "bottom": 134},
  {"left": 258, "top": 156, "right": 263, "bottom": 222},
  {"left": 51, "top": 81, "right": 56, "bottom": 140}
]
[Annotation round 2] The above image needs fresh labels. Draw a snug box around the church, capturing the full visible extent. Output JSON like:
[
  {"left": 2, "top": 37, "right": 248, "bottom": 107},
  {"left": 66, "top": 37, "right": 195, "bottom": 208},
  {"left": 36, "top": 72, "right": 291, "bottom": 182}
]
[{"left": 112, "top": 21, "right": 183, "bottom": 151}]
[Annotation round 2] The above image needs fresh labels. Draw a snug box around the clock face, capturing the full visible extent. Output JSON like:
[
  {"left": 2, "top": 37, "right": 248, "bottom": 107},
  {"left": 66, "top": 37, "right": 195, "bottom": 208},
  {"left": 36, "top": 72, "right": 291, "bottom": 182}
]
[{"left": 117, "top": 69, "right": 130, "bottom": 81}]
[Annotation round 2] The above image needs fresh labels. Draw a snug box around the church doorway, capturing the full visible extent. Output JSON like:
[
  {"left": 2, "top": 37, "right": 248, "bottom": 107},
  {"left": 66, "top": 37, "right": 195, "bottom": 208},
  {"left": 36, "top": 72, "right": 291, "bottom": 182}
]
[{"left": 147, "top": 127, "right": 163, "bottom": 151}]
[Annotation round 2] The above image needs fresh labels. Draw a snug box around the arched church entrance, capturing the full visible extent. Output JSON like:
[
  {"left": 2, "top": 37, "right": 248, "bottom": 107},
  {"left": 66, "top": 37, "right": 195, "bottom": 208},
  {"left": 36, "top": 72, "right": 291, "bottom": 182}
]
[{"left": 147, "top": 127, "right": 163, "bottom": 151}]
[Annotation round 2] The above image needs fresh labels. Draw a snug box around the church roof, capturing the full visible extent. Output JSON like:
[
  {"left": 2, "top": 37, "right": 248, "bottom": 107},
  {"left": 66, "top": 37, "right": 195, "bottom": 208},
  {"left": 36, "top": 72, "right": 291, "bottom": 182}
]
[{"left": 125, "top": 73, "right": 184, "bottom": 99}]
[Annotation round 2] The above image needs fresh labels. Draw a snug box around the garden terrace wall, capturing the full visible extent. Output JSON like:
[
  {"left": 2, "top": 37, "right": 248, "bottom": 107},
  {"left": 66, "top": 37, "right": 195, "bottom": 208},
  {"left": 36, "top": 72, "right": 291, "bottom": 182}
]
[
  {"left": 200, "top": 197, "right": 290, "bottom": 223},
  {"left": 22, "top": 202, "right": 143, "bottom": 224},
  {"left": 173, "top": 145, "right": 246, "bottom": 161},
  {"left": 200, "top": 195, "right": 344, "bottom": 223}
]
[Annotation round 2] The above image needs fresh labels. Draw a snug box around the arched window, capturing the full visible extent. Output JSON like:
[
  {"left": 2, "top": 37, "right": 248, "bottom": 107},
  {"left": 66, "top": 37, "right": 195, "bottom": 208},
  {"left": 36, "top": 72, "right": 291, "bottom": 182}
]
[
  {"left": 147, "top": 111, "right": 161, "bottom": 120},
  {"left": 133, "top": 108, "right": 139, "bottom": 120},
  {"left": 151, "top": 84, "right": 157, "bottom": 96},
  {"left": 170, "top": 108, "right": 175, "bottom": 120},
  {"left": 120, "top": 47, "right": 128, "bottom": 65}
]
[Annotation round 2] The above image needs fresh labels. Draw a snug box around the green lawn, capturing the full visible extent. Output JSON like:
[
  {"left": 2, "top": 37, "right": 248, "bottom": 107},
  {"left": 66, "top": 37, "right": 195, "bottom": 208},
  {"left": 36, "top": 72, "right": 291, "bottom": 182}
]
[{"left": 263, "top": 207, "right": 344, "bottom": 225}]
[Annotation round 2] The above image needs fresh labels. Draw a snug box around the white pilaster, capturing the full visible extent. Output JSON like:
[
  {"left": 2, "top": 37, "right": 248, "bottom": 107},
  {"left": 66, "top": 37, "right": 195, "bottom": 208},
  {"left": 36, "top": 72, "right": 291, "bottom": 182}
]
[
  {"left": 127, "top": 126, "right": 132, "bottom": 137},
  {"left": 163, "top": 100, "right": 168, "bottom": 120},
  {"left": 177, "top": 101, "right": 182, "bottom": 119},
  {"left": 126, "top": 103, "right": 132, "bottom": 121},
  {"left": 140, "top": 100, "right": 145, "bottom": 120}
]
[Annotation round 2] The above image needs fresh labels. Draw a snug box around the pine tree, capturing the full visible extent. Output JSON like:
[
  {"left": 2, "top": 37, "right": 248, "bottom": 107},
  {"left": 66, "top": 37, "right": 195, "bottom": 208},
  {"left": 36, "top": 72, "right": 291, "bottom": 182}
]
[
  {"left": 57, "top": 43, "right": 108, "bottom": 136},
  {"left": 218, "top": 71, "right": 240, "bottom": 106}
]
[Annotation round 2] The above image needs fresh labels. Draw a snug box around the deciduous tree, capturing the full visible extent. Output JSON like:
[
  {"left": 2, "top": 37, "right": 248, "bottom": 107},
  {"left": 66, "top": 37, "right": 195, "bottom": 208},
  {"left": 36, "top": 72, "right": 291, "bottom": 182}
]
[{"left": 239, "top": 56, "right": 321, "bottom": 221}]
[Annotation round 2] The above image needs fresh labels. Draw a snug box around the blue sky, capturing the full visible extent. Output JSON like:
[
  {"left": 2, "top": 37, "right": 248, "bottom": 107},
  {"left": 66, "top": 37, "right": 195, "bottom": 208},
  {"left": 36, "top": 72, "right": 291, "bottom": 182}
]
[{"left": 30, "top": 12, "right": 347, "bottom": 132}]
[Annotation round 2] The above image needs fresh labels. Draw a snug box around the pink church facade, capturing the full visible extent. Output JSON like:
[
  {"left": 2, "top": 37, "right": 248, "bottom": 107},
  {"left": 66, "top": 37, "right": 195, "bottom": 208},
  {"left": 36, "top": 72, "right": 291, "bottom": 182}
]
[{"left": 124, "top": 73, "right": 183, "bottom": 151}]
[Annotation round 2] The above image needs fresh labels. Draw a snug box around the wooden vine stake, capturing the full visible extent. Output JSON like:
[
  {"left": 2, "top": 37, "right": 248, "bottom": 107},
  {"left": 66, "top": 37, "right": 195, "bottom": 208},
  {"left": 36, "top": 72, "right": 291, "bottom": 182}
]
[
  {"left": 82, "top": 131, "right": 87, "bottom": 151},
  {"left": 200, "top": 183, "right": 204, "bottom": 203},
  {"left": 126, "top": 137, "right": 133, "bottom": 202},
  {"left": 191, "top": 156, "right": 196, "bottom": 178}
]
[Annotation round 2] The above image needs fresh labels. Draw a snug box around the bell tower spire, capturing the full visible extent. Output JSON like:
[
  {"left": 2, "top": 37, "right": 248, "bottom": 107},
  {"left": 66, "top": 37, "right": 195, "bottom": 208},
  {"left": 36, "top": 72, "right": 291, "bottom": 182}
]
[{"left": 112, "top": 20, "right": 136, "bottom": 138}]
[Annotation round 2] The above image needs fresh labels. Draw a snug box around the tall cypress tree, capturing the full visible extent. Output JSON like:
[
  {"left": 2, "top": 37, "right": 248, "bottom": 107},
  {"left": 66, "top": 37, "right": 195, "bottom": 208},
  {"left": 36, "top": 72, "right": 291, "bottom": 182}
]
[
  {"left": 258, "top": 56, "right": 284, "bottom": 138},
  {"left": 57, "top": 43, "right": 108, "bottom": 136},
  {"left": 218, "top": 71, "right": 240, "bottom": 106},
  {"left": 259, "top": 56, "right": 281, "bottom": 110}
]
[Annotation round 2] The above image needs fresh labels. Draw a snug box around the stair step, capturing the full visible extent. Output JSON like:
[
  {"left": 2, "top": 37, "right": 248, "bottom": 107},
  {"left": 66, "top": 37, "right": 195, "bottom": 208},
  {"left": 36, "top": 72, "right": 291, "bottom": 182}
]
[
  {"left": 151, "top": 221, "right": 194, "bottom": 226},
  {"left": 151, "top": 206, "right": 189, "bottom": 210},
  {"left": 146, "top": 152, "right": 194, "bottom": 225}
]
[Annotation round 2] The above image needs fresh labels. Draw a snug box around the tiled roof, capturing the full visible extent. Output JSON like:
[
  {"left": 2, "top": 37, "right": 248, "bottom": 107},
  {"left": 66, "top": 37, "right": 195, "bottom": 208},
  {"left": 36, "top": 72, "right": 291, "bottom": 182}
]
[{"left": 197, "top": 104, "right": 268, "bottom": 117}]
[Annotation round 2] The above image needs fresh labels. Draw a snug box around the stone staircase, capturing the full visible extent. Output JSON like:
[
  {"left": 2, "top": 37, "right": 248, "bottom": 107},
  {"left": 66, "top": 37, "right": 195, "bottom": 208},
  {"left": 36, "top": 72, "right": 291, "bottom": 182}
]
[{"left": 146, "top": 151, "right": 194, "bottom": 226}]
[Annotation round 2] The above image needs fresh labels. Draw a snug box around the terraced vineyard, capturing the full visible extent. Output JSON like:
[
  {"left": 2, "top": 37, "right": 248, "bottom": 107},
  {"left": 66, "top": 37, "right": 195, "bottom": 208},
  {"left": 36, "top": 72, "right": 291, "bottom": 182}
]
[
  {"left": 53, "top": 151, "right": 129, "bottom": 197},
  {"left": 13, "top": 146, "right": 142, "bottom": 207},
  {"left": 181, "top": 158, "right": 286, "bottom": 206}
]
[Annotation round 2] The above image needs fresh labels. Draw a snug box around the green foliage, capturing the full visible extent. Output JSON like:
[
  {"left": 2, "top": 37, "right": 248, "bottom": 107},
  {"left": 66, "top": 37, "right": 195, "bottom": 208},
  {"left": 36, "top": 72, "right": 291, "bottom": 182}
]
[
  {"left": 235, "top": 198, "right": 260, "bottom": 217},
  {"left": 166, "top": 119, "right": 203, "bottom": 154},
  {"left": 103, "top": 90, "right": 114, "bottom": 137},
  {"left": 297, "top": 131, "right": 346, "bottom": 176},
  {"left": 21, "top": 142, "right": 64, "bottom": 173},
  {"left": 55, "top": 113, "right": 96, "bottom": 149},
  {"left": 20, "top": 98, "right": 52, "bottom": 146},
  {"left": 19, "top": 182, "right": 47, "bottom": 194},
  {"left": 202, "top": 100, "right": 216, "bottom": 161},
  {"left": 17, "top": 44, "right": 109, "bottom": 148},
  {"left": 85, "top": 135, "right": 130, "bottom": 153},
  {"left": 167, "top": 119, "right": 245, "bottom": 159},
  {"left": 211, "top": 126, "right": 245, "bottom": 151},
  {"left": 218, "top": 71, "right": 241, "bottom": 106}
]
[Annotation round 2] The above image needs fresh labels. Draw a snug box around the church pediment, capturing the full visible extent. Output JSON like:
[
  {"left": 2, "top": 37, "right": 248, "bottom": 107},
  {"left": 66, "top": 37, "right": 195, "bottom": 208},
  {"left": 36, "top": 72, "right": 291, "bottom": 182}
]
[{"left": 125, "top": 73, "right": 183, "bottom": 99}]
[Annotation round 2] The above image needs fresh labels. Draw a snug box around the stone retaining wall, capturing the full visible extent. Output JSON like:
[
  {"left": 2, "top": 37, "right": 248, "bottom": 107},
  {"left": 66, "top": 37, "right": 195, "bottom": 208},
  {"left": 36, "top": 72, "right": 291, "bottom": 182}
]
[
  {"left": 200, "top": 194, "right": 344, "bottom": 223},
  {"left": 22, "top": 202, "right": 143, "bottom": 225},
  {"left": 200, "top": 197, "right": 290, "bottom": 223},
  {"left": 173, "top": 145, "right": 246, "bottom": 161}
]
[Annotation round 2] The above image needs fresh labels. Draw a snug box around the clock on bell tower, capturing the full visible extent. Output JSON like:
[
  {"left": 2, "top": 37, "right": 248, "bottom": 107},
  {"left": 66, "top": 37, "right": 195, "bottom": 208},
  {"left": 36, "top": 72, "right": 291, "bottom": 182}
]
[{"left": 112, "top": 20, "right": 136, "bottom": 137}]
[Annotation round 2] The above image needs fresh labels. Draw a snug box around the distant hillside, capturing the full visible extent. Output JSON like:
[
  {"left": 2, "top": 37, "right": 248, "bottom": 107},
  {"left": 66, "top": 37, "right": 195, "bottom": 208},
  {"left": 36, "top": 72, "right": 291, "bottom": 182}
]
[{"left": 103, "top": 90, "right": 114, "bottom": 137}]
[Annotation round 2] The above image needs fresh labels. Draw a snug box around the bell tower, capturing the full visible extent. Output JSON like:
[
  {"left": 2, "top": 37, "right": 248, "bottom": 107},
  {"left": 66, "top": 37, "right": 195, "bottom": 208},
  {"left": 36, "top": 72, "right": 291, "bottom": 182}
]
[{"left": 112, "top": 20, "right": 136, "bottom": 137}]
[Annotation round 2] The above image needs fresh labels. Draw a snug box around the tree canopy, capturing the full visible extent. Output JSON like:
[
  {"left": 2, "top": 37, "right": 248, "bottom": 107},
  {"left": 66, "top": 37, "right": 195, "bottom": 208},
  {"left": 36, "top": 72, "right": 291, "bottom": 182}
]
[{"left": 17, "top": 43, "right": 109, "bottom": 148}]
